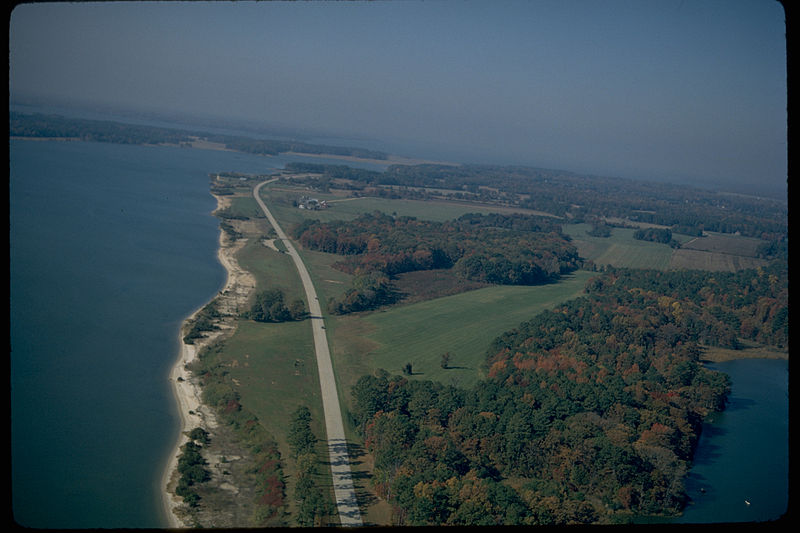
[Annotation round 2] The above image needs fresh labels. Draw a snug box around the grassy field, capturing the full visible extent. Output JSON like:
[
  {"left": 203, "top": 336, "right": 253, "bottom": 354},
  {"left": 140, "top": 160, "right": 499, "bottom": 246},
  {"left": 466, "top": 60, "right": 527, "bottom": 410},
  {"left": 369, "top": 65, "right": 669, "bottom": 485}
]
[
  {"left": 261, "top": 181, "right": 560, "bottom": 225},
  {"left": 563, "top": 223, "right": 688, "bottom": 270},
  {"left": 670, "top": 232, "right": 769, "bottom": 270},
  {"left": 667, "top": 248, "right": 768, "bottom": 271},
  {"left": 698, "top": 340, "right": 788, "bottom": 363},
  {"left": 679, "top": 232, "right": 765, "bottom": 256},
  {"left": 328, "top": 270, "right": 595, "bottom": 394},
  {"left": 562, "top": 224, "right": 769, "bottom": 273}
]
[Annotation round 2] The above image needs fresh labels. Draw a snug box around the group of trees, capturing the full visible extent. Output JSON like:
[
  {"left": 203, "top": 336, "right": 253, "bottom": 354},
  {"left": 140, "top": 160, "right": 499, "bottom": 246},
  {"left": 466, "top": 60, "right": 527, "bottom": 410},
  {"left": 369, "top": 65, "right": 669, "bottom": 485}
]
[
  {"left": 294, "top": 212, "right": 581, "bottom": 305},
  {"left": 287, "top": 407, "right": 334, "bottom": 527},
  {"left": 585, "top": 263, "right": 789, "bottom": 349},
  {"left": 633, "top": 228, "right": 681, "bottom": 248},
  {"left": 183, "top": 300, "right": 221, "bottom": 344},
  {"left": 326, "top": 271, "right": 397, "bottom": 315},
  {"left": 348, "top": 261, "right": 788, "bottom": 524},
  {"left": 175, "top": 428, "right": 212, "bottom": 508},
  {"left": 244, "top": 288, "right": 307, "bottom": 323}
]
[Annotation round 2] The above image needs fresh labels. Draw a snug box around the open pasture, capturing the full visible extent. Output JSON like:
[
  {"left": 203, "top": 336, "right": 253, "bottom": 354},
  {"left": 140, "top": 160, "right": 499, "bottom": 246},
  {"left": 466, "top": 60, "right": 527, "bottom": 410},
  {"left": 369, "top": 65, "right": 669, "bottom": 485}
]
[
  {"left": 329, "top": 270, "right": 595, "bottom": 391},
  {"left": 562, "top": 223, "right": 677, "bottom": 270},
  {"left": 260, "top": 181, "right": 559, "bottom": 225}
]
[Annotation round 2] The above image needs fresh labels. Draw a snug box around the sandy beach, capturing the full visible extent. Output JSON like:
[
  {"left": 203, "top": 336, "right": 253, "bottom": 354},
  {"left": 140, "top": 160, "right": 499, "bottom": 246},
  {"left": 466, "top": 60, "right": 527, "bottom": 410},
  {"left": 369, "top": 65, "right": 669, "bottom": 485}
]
[{"left": 160, "top": 194, "right": 255, "bottom": 528}]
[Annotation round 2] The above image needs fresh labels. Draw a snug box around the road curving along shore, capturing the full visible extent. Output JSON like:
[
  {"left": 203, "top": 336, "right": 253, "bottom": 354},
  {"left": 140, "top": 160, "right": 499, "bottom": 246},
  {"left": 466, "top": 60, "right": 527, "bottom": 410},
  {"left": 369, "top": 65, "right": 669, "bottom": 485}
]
[{"left": 253, "top": 180, "right": 363, "bottom": 527}]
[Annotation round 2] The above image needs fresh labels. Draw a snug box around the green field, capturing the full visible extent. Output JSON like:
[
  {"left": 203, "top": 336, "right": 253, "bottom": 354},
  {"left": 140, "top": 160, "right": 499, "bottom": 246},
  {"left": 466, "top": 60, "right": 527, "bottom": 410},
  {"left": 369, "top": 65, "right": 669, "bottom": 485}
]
[
  {"left": 328, "top": 270, "right": 595, "bottom": 395},
  {"left": 563, "top": 223, "right": 690, "bottom": 270},
  {"left": 222, "top": 320, "right": 322, "bottom": 450},
  {"left": 261, "top": 182, "right": 555, "bottom": 225}
]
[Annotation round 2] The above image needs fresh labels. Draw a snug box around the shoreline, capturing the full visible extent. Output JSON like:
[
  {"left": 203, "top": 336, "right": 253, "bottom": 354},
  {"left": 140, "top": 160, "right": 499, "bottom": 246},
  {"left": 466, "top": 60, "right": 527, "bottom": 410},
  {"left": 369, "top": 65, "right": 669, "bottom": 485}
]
[{"left": 160, "top": 193, "right": 255, "bottom": 528}]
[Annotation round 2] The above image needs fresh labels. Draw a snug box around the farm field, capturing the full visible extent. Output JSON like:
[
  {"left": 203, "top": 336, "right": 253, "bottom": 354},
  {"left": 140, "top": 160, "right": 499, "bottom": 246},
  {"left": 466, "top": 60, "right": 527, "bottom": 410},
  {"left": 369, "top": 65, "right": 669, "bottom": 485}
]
[
  {"left": 679, "top": 232, "right": 765, "bottom": 255},
  {"left": 261, "top": 180, "right": 559, "bottom": 225},
  {"left": 562, "top": 223, "right": 686, "bottom": 270},
  {"left": 668, "top": 248, "right": 768, "bottom": 271}
]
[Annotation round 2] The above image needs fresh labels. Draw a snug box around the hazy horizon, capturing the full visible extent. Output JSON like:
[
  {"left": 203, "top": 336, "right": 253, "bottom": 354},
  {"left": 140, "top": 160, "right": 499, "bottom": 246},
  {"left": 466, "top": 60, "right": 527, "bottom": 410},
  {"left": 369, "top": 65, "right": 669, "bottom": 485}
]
[{"left": 9, "top": 1, "right": 787, "bottom": 198}]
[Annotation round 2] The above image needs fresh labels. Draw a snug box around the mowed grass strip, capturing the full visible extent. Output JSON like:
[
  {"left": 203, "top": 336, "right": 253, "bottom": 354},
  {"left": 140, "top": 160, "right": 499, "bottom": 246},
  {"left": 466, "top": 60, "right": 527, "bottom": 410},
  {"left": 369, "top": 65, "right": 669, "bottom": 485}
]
[
  {"left": 223, "top": 320, "right": 322, "bottom": 451},
  {"left": 236, "top": 236, "right": 307, "bottom": 304},
  {"left": 336, "top": 270, "right": 594, "bottom": 389}
]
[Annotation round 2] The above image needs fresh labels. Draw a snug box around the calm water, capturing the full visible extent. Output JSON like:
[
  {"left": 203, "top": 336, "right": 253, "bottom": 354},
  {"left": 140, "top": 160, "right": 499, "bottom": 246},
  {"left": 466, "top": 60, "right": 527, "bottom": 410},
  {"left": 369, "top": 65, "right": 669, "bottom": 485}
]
[
  {"left": 676, "top": 358, "right": 789, "bottom": 523},
  {"left": 638, "top": 357, "right": 789, "bottom": 524},
  {"left": 10, "top": 137, "right": 387, "bottom": 528}
]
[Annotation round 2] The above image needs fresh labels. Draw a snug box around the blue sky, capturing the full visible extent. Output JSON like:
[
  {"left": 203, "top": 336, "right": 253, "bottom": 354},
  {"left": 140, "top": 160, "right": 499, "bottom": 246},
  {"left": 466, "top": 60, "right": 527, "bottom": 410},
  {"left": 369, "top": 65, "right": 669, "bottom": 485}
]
[{"left": 9, "top": 1, "right": 787, "bottom": 197}]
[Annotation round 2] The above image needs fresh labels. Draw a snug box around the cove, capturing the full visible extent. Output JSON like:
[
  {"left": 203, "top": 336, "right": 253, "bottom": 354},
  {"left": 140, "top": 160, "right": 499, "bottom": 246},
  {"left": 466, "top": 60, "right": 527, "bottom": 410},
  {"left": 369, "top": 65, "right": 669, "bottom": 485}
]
[{"left": 645, "top": 357, "right": 789, "bottom": 524}]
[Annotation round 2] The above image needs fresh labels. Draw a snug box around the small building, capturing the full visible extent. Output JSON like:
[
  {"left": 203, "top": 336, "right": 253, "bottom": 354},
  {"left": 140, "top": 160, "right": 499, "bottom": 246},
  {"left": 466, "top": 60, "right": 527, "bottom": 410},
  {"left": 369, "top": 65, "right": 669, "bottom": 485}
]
[{"left": 298, "top": 196, "right": 328, "bottom": 210}]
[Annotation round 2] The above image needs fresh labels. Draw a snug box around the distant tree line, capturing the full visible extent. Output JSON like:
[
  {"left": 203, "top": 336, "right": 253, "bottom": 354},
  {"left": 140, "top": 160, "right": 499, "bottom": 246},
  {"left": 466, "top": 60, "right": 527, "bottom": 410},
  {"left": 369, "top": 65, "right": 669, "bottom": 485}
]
[
  {"left": 10, "top": 112, "right": 387, "bottom": 160},
  {"left": 282, "top": 161, "right": 786, "bottom": 240}
]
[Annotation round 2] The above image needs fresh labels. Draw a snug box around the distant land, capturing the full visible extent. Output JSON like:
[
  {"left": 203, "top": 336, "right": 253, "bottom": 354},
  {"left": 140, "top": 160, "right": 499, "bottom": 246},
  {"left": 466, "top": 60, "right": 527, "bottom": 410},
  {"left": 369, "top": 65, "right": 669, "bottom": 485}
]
[
  {"left": 9, "top": 111, "right": 391, "bottom": 161},
  {"left": 9, "top": 101, "right": 786, "bottom": 203}
]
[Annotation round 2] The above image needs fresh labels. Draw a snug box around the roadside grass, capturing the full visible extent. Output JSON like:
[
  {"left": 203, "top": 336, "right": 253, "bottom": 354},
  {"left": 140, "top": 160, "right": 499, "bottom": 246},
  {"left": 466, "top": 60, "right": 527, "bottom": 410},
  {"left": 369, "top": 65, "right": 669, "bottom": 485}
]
[
  {"left": 221, "top": 195, "right": 265, "bottom": 219},
  {"left": 294, "top": 247, "right": 354, "bottom": 306},
  {"left": 236, "top": 236, "right": 306, "bottom": 304},
  {"left": 218, "top": 318, "right": 336, "bottom": 522}
]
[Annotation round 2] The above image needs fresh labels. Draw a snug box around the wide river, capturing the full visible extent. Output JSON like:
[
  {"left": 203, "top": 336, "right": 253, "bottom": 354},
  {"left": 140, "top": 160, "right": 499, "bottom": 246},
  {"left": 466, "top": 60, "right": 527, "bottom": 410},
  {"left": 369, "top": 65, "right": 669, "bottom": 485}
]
[
  {"left": 10, "top": 138, "right": 788, "bottom": 527},
  {"left": 9, "top": 138, "right": 383, "bottom": 528}
]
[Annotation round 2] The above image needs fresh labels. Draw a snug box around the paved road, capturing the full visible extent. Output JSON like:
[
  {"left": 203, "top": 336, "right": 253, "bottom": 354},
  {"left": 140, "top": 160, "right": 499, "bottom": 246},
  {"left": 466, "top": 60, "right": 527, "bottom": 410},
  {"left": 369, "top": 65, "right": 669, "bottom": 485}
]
[{"left": 254, "top": 181, "right": 362, "bottom": 527}]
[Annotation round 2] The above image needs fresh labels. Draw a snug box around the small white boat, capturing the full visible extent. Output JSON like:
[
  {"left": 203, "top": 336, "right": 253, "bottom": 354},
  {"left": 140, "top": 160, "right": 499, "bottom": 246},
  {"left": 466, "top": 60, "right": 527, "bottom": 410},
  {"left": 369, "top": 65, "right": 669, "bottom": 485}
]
[{"left": 744, "top": 500, "right": 751, "bottom": 506}]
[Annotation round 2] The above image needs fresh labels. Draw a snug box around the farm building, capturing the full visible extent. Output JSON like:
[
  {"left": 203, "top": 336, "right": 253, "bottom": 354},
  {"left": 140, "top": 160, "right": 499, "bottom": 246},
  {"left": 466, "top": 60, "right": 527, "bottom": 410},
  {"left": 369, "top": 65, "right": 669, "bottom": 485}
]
[{"left": 298, "top": 196, "right": 328, "bottom": 210}]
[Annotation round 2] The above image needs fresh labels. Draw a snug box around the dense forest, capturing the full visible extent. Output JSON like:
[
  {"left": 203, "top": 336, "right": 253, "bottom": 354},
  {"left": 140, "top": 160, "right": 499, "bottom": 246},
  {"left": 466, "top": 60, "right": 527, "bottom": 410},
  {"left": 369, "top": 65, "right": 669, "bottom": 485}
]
[
  {"left": 349, "top": 261, "right": 787, "bottom": 524},
  {"left": 293, "top": 212, "right": 582, "bottom": 301},
  {"left": 9, "top": 112, "right": 387, "bottom": 160},
  {"left": 284, "top": 161, "right": 787, "bottom": 240}
]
